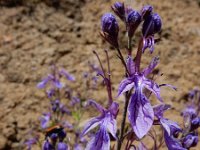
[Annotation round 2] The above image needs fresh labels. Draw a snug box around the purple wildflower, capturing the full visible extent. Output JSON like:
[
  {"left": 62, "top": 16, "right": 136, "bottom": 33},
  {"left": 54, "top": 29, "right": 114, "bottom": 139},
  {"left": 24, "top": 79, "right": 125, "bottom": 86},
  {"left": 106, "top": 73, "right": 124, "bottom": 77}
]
[
  {"left": 81, "top": 100, "right": 119, "bottom": 150},
  {"left": 164, "top": 131, "right": 186, "bottom": 150},
  {"left": 153, "top": 104, "right": 186, "bottom": 149},
  {"left": 37, "top": 74, "right": 63, "bottom": 89},
  {"left": 42, "top": 140, "right": 54, "bottom": 150},
  {"left": 142, "top": 13, "right": 162, "bottom": 53},
  {"left": 24, "top": 137, "right": 38, "bottom": 150},
  {"left": 118, "top": 56, "right": 163, "bottom": 138},
  {"left": 59, "top": 69, "right": 75, "bottom": 81},
  {"left": 101, "top": 13, "right": 119, "bottom": 48},
  {"left": 182, "top": 133, "right": 198, "bottom": 149},
  {"left": 37, "top": 75, "right": 52, "bottom": 89}
]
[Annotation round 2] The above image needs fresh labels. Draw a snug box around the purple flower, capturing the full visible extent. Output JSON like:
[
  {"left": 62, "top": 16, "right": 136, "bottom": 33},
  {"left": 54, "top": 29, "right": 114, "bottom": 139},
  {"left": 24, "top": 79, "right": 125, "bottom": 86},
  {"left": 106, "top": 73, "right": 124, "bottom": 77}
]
[
  {"left": 111, "top": 2, "right": 125, "bottom": 21},
  {"left": 37, "top": 74, "right": 63, "bottom": 89},
  {"left": 57, "top": 142, "right": 68, "bottom": 150},
  {"left": 182, "top": 133, "right": 198, "bottom": 149},
  {"left": 40, "top": 112, "right": 51, "bottom": 129},
  {"left": 81, "top": 100, "right": 119, "bottom": 150},
  {"left": 42, "top": 140, "right": 54, "bottom": 150},
  {"left": 101, "top": 13, "right": 119, "bottom": 47},
  {"left": 118, "top": 56, "right": 164, "bottom": 138},
  {"left": 164, "top": 131, "right": 186, "bottom": 150},
  {"left": 153, "top": 104, "right": 186, "bottom": 149},
  {"left": 24, "top": 137, "right": 38, "bottom": 150},
  {"left": 142, "top": 13, "right": 162, "bottom": 53},
  {"left": 126, "top": 10, "right": 141, "bottom": 38},
  {"left": 37, "top": 75, "right": 52, "bottom": 89},
  {"left": 59, "top": 69, "right": 75, "bottom": 81}
]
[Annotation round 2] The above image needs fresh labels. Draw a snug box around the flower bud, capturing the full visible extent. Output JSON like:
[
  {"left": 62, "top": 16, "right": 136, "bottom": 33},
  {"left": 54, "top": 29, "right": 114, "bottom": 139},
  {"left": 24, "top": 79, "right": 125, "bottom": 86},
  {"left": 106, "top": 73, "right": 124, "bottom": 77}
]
[
  {"left": 191, "top": 117, "right": 200, "bottom": 131},
  {"left": 101, "top": 13, "right": 119, "bottom": 48},
  {"left": 182, "top": 134, "right": 198, "bottom": 148},
  {"left": 141, "top": 5, "right": 153, "bottom": 20},
  {"left": 142, "top": 13, "right": 162, "bottom": 37},
  {"left": 42, "top": 140, "right": 54, "bottom": 150},
  {"left": 111, "top": 2, "right": 125, "bottom": 21},
  {"left": 126, "top": 10, "right": 141, "bottom": 38}
]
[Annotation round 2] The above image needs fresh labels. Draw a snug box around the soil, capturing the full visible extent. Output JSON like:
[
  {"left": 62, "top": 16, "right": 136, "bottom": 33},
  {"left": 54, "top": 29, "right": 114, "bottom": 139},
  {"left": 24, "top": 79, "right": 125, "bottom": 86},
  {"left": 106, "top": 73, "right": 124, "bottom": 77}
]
[{"left": 0, "top": 0, "right": 200, "bottom": 149}]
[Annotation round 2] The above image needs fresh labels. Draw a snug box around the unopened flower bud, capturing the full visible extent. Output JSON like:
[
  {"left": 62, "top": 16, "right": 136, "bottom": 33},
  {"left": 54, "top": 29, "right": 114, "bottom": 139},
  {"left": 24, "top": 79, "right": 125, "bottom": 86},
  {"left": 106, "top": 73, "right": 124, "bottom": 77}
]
[
  {"left": 191, "top": 117, "right": 200, "bottom": 131},
  {"left": 141, "top": 5, "right": 153, "bottom": 20},
  {"left": 182, "top": 134, "right": 198, "bottom": 149},
  {"left": 101, "top": 13, "right": 119, "bottom": 48},
  {"left": 142, "top": 13, "right": 162, "bottom": 37},
  {"left": 111, "top": 2, "right": 125, "bottom": 21},
  {"left": 126, "top": 10, "right": 141, "bottom": 38}
]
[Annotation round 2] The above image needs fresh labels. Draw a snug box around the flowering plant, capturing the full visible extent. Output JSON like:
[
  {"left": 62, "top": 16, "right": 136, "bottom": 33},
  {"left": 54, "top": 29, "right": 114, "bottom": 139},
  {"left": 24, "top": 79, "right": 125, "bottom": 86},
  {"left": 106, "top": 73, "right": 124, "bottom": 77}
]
[{"left": 25, "top": 1, "right": 200, "bottom": 150}]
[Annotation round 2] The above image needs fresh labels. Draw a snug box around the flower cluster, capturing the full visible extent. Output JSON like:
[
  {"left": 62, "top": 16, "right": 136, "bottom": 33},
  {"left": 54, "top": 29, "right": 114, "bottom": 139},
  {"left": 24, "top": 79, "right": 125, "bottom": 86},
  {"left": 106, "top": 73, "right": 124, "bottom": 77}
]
[
  {"left": 25, "top": 66, "right": 76, "bottom": 150},
  {"left": 25, "top": 1, "right": 200, "bottom": 150}
]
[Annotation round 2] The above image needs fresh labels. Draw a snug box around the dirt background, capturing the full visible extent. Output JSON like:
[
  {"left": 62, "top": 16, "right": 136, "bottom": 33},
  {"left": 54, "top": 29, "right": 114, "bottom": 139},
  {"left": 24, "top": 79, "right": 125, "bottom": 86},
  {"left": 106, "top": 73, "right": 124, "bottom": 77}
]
[{"left": 0, "top": 0, "right": 200, "bottom": 149}]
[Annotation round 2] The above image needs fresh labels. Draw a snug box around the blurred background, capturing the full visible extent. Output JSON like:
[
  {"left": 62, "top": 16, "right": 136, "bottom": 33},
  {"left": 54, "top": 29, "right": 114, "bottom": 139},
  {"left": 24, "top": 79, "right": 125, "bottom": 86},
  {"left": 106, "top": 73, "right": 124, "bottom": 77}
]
[{"left": 0, "top": 0, "right": 200, "bottom": 149}]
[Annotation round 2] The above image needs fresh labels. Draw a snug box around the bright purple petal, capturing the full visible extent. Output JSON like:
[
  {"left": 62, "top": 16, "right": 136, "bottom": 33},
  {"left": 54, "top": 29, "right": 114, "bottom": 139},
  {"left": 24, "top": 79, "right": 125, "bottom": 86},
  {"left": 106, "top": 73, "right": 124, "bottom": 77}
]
[
  {"left": 164, "top": 131, "right": 186, "bottom": 150},
  {"left": 126, "top": 56, "right": 135, "bottom": 75},
  {"left": 117, "top": 78, "right": 134, "bottom": 97},
  {"left": 81, "top": 117, "right": 102, "bottom": 137},
  {"left": 128, "top": 90, "right": 154, "bottom": 138},
  {"left": 161, "top": 118, "right": 181, "bottom": 136},
  {"left": 143, "top": 78, "right": 163, "bottom": 102},
  {"left": 143, "top": 57, "right": 159, "bottom": 76},
  {"left": 153, "top": 104, "right": 171, "bottom": 119},
  {"left": 85, "top": 127, "right": 110, "bottom": 150},
  {"left": 103, "top": 112, "right": 117, "bottom": 139}
]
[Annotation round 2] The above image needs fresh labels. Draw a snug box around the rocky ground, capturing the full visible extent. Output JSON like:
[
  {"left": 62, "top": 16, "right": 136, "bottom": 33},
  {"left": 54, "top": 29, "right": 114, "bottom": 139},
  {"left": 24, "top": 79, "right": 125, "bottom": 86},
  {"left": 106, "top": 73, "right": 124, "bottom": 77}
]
[{"left": 0, "top": 0, "right": 200, "bottom": 149}]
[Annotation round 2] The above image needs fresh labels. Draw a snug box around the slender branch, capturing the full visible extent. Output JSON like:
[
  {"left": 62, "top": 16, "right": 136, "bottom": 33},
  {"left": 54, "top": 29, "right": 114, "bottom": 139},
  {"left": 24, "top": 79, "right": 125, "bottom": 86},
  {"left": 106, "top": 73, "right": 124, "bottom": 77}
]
[
  {"left": 93, "top": 50, "right": 106, "bottom": 77},
  {"left": 104, "top": 49, "right": 113, "bottom": 105},
  {"left": 117, "top": 91, "right": 131, "bottom": 150},
  {"left": 116, "top": 48, "right": 129, "bottom": 75}
]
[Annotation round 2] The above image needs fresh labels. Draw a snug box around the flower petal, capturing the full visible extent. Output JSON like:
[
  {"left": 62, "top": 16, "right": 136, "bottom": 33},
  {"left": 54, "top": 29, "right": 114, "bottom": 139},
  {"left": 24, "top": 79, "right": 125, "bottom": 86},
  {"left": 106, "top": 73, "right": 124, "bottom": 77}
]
[
  {"left": 37, "top": 76, "right": 52, "bottom": 89},
  {"left": 86, "top": 127, "right": 110, "bottom": 150},
  {"left": 117, "top": 78, "right": 134, "bottom": 97},
  {"left": 86, "top": 100, "right": 105, "bottom": 113},
  {"left": 143, "top": 57, "right": 159, "bottom": 76},
  {"left": 164, "top": 131, "right": 186, "bottom": 150},
  {"left": 60, "top": 69, "right": 75, "bottom": 81},
  {"left": 153, "top": 104, "right": 171, "bottom": 119},
  {"left": 81, "top": 117, "right": 101, "bottom": 137},
  {"left": 126, "top": 56, "right": 135, "bottom": 75},
  {"left": 160, "top": 118, "right": 181, "bottom": 136},
  {"left": 128, "top": 90, "right": 154, "bottom": 139},
  {"left": 103, "top": 113, "right": 117, "bottom": 139},
  {"left": 143, "top": 79, "right": 163, "bottom": 102}
]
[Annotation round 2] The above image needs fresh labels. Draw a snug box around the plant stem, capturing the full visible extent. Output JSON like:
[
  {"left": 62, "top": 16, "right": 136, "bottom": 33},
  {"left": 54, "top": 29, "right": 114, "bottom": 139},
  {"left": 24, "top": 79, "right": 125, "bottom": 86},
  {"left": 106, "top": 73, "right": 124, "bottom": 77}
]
[{"left": 117, "top": 91, "right": 130, "bottom": 150}]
